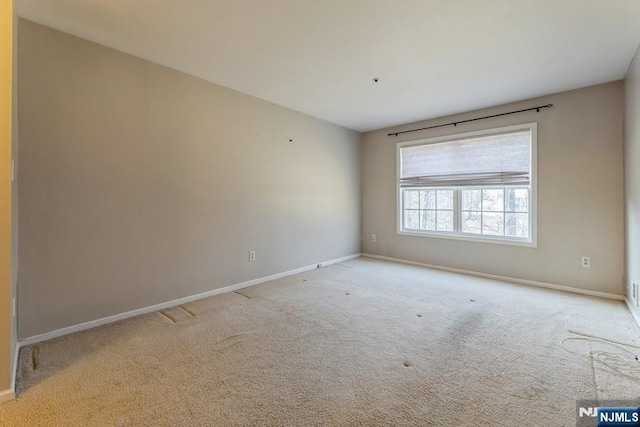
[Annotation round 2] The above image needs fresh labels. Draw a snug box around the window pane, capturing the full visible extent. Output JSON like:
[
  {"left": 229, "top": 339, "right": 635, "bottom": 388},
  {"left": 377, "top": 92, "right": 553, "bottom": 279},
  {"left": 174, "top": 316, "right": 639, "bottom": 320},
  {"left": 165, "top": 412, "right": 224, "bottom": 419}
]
[
  {"left": 482, "top": 212, "right": 504, "bottom": 235},
  {"left": 505, "top": 188, "right": 529, "bottom": 212},
  {"left": 400, "top": 185, "right": 531, "bottom": 242},
  {"left": 505, "top": 188, "right": 516, "bottom": 212},
  {"left": 421, "top": 210, "right": 436, "bottom": 230},
  {"left": 404, "top": 210, "right": 419, "bottom": 229},
  {"left": 462, "top": 189, "right": 481, "bottom": 210},
  {"left": 436, "top": 210, "right": 453, "bottom": 232},
  {"left": 404, "top": 190, "right": 419, "bottom": 209},
  {"left": 437, "top": 190, "right": 454, "bottom": 210},
  {"left": 462, "top": 211, "right": 481, "bottom": 234},
  {"left": 505, "top": 213, "right": 529, "bottom": 238},
  {"left": 420, "top": 190, "right": 436, "bottom": 209},
  {"left": 482, "top": 189, "right": 504, "bottom": 212}
]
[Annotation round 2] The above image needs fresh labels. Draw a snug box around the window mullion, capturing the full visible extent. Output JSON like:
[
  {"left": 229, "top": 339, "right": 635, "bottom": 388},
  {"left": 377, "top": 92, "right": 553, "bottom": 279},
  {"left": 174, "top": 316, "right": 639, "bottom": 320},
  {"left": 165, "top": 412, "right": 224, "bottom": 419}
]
[
  {"left": 479, "top": 188, "right": 483, "bottom": 235},
  {"left": 502, "top": 187, "right": 506, "bottom": 237},
  {"left": 455, "top": 188, "right": 460, "bottom": 234}
]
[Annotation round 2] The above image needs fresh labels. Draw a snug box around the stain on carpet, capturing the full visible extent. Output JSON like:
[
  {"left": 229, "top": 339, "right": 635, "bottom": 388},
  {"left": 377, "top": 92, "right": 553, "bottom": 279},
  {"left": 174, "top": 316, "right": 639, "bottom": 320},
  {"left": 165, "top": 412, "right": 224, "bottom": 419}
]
[
  {"left": 179, "top": 305, "right": 195, "bottom": 317},
  {"left": 159, "top": 306, "right": 196, "bottom": 324},
  {"left": 233, "top": 291, "right": 251, "bottom": 299},
  {"left": 31, "top": 346, "right": 40, "bottom": 371},
  {"left": 159, "top": 311, "right": 177, "bottom": 323}
]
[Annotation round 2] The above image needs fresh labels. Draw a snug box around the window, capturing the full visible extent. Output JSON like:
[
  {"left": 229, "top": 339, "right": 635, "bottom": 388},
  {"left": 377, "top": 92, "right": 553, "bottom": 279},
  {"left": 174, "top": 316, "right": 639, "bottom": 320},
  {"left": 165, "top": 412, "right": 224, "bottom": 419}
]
[{"left": 397, "top": 123, "right": 536, "bottom": 246}]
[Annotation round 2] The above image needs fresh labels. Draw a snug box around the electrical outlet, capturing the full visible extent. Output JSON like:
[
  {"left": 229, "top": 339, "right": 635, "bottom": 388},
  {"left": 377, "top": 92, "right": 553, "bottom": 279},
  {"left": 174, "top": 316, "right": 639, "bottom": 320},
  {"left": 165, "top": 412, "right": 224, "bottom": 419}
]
[
  {"left": 581, "top": 256, "right": 590, "bottom": 268},
  {"left": 371, "top": 234, "right": 376, "bottom": 242},
  {"left": 249, "top": 250, "right": 256, "bottom": 262}
]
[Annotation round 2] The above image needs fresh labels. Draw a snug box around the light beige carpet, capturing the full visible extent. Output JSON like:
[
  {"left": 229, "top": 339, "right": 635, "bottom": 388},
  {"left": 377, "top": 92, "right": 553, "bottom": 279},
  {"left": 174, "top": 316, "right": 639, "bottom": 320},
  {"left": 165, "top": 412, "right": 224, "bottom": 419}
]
[{"left": 1, "top": 258, "right": 639, "bottom": 426}]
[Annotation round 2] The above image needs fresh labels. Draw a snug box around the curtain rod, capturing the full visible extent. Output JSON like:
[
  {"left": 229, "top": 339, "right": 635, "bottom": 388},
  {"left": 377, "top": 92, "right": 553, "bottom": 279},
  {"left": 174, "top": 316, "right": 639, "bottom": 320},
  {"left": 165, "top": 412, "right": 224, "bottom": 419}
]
[{"left": 387, "top": 104, "right": 553, "bottom": 137}]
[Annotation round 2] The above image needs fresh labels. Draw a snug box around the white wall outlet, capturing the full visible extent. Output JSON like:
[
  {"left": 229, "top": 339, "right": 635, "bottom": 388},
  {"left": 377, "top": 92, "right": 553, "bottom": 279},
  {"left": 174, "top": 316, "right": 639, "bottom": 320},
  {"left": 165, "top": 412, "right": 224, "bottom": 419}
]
[
  {"left": 581, "top": 256, "right": 590, "bottom": 268},
  {"left": 249, "top": 250, "right": 256, "bottom": 262},
  {"left": 371, "top": 234, "right": 376, "bottom": 242}
]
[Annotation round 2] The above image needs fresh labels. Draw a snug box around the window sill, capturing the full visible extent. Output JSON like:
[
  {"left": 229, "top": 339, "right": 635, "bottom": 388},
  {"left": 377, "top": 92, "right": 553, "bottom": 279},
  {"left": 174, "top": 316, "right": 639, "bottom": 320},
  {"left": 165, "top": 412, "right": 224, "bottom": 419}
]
[{"left": 397, "top": 230, "right": 537, "bottom": 248}]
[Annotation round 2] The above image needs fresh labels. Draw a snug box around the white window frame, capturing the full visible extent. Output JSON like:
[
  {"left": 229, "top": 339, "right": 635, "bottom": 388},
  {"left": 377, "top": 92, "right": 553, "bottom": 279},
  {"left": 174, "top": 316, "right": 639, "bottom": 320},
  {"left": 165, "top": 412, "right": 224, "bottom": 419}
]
[{"left": 396, "top": 123, "right": 537, "bottom": 248}]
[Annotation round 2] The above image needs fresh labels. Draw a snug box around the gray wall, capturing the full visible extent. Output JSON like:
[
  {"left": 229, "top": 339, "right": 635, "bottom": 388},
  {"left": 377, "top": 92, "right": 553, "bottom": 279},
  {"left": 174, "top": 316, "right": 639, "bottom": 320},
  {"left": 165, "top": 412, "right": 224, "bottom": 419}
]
[
  {"left": 17, "top": 19, "right": 361, "bottom": 338},
  {"left": 625, "top": 45, "right": 640, "bottom": 317},
  {"left": 0, "top": 0, "right": 14, "bottom": 394},
  {"left": 10, "top": 1, "right": 18, "bottom": 389},
  {"left": 362, "top": 82, "right": 624, "bottom": 295}
]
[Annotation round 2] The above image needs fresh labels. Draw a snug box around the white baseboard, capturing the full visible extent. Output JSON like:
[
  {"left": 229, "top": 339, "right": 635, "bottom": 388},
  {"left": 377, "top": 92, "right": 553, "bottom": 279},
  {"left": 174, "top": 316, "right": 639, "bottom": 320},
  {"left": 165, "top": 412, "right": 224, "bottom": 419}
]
[
  {"left": 10, "top": 341, "right": 19, "bottom": 396},
  {"left": 318, "top": 253, "right": 361, "bottom": 268},
  {"left": 625, "top": 298, "right": 640, "bottom": 329},
  {"left": 19, "top": 253, "right": 362, "bottom": 347},
  {"left": 362, "top": 253, "right": 624, "bottom": 301},
  {"left": 0, "top": 388, "right": 14, "bottom": 403}
]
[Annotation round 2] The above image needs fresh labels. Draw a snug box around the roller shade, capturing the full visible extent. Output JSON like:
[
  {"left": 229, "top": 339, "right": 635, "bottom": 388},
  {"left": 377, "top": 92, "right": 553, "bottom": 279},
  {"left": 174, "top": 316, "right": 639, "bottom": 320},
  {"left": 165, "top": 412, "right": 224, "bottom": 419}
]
[{"left": 400, "top": 130, "right": 531, "bottom": 188}]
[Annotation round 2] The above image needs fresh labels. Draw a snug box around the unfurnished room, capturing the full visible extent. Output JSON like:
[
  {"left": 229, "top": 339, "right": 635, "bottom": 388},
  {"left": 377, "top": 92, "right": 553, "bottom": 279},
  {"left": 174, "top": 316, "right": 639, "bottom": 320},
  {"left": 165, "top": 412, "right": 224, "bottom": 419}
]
[{"left": 0, "top": 1, "right": 640, "bottom": 426}]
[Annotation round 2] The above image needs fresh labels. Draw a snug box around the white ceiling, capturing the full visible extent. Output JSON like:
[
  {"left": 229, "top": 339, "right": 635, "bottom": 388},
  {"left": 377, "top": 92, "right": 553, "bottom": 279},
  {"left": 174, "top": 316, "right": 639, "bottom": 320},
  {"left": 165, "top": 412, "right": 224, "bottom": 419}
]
[{"left": 16, "top": 0, "right": 640, "bottom": 132}]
